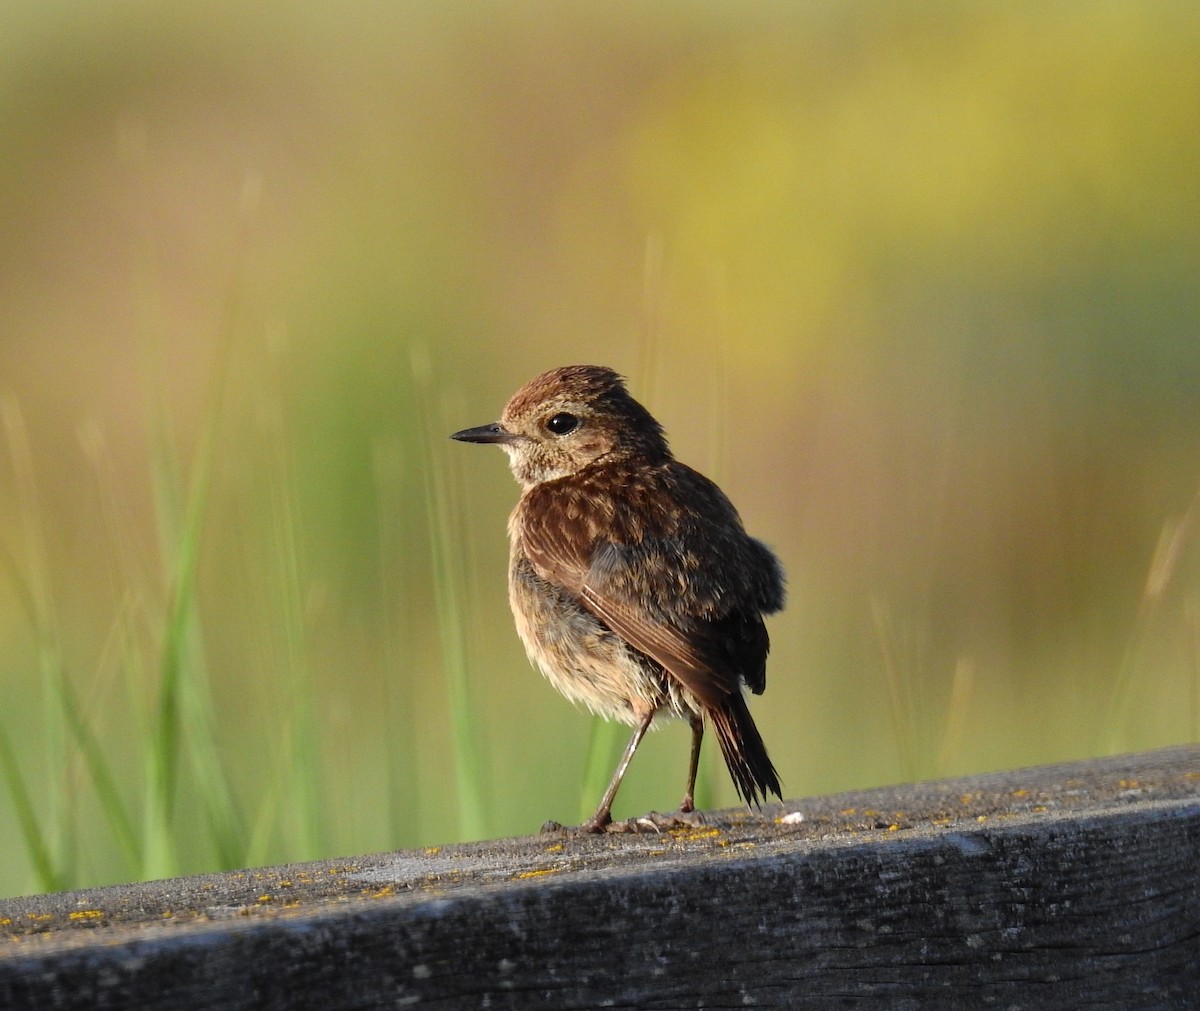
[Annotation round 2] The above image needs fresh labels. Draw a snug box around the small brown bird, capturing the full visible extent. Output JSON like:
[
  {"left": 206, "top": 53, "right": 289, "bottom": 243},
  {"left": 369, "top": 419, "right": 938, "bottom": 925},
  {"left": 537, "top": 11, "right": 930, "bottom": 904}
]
[{"left": 451, "top": 365, "right": 785, "bottom": 831}]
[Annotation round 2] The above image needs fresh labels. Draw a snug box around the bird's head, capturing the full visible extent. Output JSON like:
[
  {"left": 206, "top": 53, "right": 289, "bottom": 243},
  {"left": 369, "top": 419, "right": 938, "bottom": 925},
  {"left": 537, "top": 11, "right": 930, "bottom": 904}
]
[{"left": 451, "top": 365, "right": 670, "bottom": 489}]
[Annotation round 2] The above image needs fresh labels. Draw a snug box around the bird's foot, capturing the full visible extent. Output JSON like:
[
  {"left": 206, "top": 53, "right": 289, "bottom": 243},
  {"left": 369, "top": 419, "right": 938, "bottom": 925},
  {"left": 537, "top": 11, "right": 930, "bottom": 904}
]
[
  {"left": 606, "top": 808, "right": 709, "bottom": 834},
  {"left": 540, "top": 808, "right": 707, "bottom": 835},
  {"left": 539, "top": 812, "right": 612, "bottom": 835}
]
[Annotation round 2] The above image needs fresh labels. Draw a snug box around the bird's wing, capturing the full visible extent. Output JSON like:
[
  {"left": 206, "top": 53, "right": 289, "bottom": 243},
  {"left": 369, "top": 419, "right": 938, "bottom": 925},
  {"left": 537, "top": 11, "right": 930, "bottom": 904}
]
[{"left": 519, "top": 473, "right": 771, "bottom": 707}]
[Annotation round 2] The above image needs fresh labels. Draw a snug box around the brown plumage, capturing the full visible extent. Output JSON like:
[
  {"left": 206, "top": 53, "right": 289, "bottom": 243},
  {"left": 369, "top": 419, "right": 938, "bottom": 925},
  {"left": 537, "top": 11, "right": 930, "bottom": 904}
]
[{"left": 452, "top": 365, "right": 785, "bottom": 831}]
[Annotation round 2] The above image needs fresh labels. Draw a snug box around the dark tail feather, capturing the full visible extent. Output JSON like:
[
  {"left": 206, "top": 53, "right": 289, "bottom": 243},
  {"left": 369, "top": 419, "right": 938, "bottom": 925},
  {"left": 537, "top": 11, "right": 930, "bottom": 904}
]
[{"left": 709, "top": 693, "right": 781, "bottom": 807}]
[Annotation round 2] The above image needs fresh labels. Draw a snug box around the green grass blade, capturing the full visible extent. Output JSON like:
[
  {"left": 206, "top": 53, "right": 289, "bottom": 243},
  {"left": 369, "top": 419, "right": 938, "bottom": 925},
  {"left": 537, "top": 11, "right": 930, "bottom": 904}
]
[
  {"left": 140, "top": 184, "right": 261, "bottom": 877},
  {"left": 146, "top": 413, "right": 249, "bottom": 874},
  {"left": 371, "top": 435, "right": 421, "bottom": 843},
  {"left": 266, "top": 425, "right": 324, "bottom": 861},
  {"left": 0, "top": 719, "right": 64, "bottom": 894},
  {"left": 52, "top": 668, "right": 142, "bottom": 870},
  {"left": 414, "top": 351, "right": 488, "bottom": 841},
  {"left": 2, "top": 399, "right": 73, "bottom": 888}
]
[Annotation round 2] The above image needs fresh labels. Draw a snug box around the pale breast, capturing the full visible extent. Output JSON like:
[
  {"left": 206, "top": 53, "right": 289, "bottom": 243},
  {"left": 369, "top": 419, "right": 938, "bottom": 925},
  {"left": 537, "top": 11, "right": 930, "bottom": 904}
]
[{"left": 507, "top": 546, "right": 678, "bottom": 726}]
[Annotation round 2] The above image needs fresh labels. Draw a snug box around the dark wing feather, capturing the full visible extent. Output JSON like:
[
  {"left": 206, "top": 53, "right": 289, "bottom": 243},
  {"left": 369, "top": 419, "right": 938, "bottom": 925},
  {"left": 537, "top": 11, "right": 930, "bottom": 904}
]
[
  {"left": 579, "top": 585, "right": 736, "bottom": 708},
  {"left": 519, "top": 462, "right": 780, "bottom": 707}
]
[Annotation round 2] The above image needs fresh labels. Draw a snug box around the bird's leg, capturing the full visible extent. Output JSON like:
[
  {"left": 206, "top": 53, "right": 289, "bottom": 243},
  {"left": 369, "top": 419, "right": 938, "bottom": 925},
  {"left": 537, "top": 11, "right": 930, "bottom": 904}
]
[
  {"left": 579, "top": 709, "right": 656, "bottom": 833},
  {"left": 605, "top": 715, "right": 708, "bottom": 833},
  {"left": 679, "top": 715, "right": 704, "bottom": 814}
]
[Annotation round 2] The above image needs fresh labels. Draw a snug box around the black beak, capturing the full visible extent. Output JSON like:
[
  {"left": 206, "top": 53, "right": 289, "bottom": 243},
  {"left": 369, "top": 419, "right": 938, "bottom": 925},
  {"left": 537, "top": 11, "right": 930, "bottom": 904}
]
[{"left": 450, "top": 422, "right": 517, "bottom": 445}]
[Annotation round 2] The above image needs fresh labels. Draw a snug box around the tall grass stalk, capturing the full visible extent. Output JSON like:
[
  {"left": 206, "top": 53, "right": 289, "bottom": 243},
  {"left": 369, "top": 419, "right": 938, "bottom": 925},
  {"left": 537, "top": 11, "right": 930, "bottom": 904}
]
[
  {"left": 262, "top": 394, "right": 324, "bottom": 861},
  {"left": 0, "top": 721, "right": 60, "bottom": 892},
  {"left": 1105, "top": 485, "right": 1200, "bottom": 752},
  {"left": 77, "top": 423, "right": 154, "bottom": 873},
  {"left": 413, "top": 348, "right": 488, "bottom": 840},
  {"left": 53, "top": 659, "right": 142, "bottom": 871},
  {"left": 870, "top": 594, "right": 925, "bottom": 782},
  {"left": 935, "top": 657, "right": 975, "bottom": 773},
  {"left": 3, "top": 405, "right": 151, "bottom": 890},
  {"left": 144, "top": 395, "right": 247, "bottom": 877},
  {"left": 1186, "top": 594, "right": 1200, "bottom": 745},
  {"left": 139, "top": 178, "right": 263, "bottom": 878},
  {"left": 2, "top": 399, "right": 73, "bottom": 891},
  {"left": 372, "top": 436, "right": 421, "bottom": 843}
]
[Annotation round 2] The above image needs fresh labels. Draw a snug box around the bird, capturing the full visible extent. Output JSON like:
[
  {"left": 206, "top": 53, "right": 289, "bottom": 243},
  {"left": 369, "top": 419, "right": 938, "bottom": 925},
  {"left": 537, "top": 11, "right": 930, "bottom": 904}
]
[{"left": 451, "top": 365, "right": 785, "bottom": 832}]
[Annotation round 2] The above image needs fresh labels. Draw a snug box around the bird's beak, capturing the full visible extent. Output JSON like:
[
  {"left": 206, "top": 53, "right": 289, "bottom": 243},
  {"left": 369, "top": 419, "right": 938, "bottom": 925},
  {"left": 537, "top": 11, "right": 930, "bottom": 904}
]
[{"left": 450, "top": 422, "right": 518, "bottom": 445}]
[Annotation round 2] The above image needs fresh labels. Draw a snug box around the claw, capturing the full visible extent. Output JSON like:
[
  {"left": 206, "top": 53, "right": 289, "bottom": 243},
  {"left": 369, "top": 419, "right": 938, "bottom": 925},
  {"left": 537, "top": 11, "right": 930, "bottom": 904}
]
[{"left": 543, "top": 807, "right": 709, "bottom": 835}]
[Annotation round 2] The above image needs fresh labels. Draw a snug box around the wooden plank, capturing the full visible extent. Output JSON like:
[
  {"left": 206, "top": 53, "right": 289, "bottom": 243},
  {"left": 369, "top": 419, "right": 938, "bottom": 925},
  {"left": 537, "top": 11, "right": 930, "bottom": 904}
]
[{"left": 1, "top": 745, "right": 1198, "bottom": 1009}]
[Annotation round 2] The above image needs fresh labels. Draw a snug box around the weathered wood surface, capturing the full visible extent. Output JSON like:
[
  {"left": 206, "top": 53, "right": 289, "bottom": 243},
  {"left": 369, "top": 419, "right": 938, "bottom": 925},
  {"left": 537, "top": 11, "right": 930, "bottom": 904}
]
[{"left": 1, "top": 745, "right": 1198, "bottom": 1009}]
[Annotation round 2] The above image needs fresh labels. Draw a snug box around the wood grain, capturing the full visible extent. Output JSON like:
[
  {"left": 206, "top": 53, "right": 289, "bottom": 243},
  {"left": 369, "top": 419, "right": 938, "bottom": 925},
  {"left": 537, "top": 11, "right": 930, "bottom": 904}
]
[{"left": 1, "top": 745, "right": 1197, "bottom": 1009}]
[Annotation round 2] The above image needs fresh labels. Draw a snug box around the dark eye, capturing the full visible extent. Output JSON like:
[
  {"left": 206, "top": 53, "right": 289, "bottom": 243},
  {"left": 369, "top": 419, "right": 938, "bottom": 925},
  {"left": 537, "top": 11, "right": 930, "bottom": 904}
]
[{"left": 545, "top": 412, "right": 579, "bottom": 435}]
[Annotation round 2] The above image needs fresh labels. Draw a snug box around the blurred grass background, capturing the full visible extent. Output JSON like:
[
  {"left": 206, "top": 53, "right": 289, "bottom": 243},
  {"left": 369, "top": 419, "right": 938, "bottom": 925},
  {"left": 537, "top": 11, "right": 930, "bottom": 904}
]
[{"left": 1, "top": 1, "right": 1199, "bottom": 897}]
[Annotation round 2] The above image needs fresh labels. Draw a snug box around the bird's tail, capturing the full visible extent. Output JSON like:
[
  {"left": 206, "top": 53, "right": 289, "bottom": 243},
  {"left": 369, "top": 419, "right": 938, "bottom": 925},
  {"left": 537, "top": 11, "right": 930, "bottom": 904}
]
[{"left": 709, "top": 693, "right": 781, "bottom": 807}]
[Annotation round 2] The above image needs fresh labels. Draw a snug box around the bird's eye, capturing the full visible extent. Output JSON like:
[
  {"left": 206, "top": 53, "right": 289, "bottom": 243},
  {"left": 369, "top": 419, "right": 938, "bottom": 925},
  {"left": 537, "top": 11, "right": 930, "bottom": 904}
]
[{"left": 545, "top": 412, "right": 579, "bottom": 435}]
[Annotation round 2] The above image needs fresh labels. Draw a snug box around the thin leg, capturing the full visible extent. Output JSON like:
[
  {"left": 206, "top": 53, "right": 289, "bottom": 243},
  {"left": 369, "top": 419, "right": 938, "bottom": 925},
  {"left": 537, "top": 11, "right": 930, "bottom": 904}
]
[
  {"left": 581, "top": 710, "right": 656, "bottom": 832},
  {"left": 680, "top": 716, "right": 704, "bottom": 813}
]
